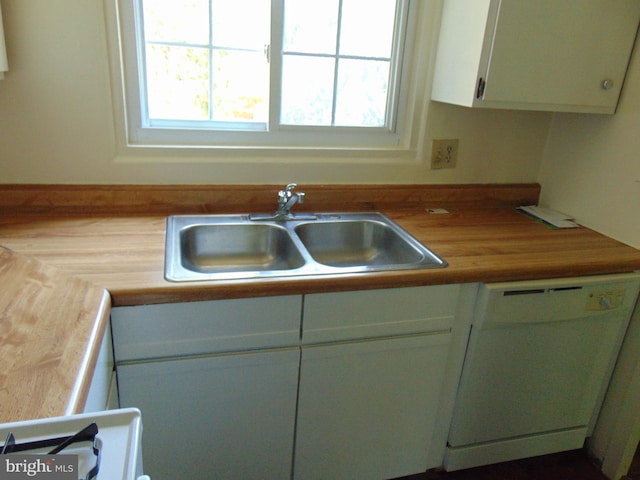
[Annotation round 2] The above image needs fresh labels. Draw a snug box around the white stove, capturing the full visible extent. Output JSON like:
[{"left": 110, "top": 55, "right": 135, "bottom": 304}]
[{"left": 0, "top": 408, "right": 147, "bottom": 480}]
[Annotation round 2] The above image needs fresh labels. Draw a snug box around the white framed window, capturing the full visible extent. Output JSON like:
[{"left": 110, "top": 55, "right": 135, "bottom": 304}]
[{"left": 110, "top": 0, "right": 430, "bottom": 153}]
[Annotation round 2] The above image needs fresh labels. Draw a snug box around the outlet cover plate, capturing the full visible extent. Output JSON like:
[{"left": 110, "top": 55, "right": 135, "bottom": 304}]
[{"left": 431, "top": 139, "right": 459, "bottom": 169}]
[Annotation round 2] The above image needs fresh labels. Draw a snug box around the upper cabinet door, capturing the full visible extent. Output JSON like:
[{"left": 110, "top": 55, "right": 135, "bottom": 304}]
[{"left": 431, "top": 0, "right": 640, "bottom": 114}]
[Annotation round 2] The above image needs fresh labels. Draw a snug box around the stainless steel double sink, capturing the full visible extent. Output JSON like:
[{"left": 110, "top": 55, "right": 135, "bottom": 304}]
[{"left": 165, "top": 212, "right": 447, "bottom": 282}]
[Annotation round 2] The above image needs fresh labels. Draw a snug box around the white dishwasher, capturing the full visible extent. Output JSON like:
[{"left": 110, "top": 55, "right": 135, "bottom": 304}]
[{"left": 445, "top": 273, "right": 640, "bottom": 471}]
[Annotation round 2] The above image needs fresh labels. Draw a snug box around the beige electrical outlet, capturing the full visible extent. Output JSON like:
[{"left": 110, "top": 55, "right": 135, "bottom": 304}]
[{"left": 431, "top": 139, "right": 459, "bottom": 169}]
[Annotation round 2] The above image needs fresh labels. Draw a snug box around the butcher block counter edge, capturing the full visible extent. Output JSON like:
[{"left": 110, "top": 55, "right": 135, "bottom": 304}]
[{"left": 0, "top": 247, "right": 111, "bottom": 423}]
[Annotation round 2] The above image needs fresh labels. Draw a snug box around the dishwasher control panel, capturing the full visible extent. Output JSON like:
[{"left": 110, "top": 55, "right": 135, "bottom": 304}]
[
  {"left": 587, "top": 288, "right": 627, "bottom": 311},
  {"left": 483, "top": 273, "right": 640, "bottom": 325}
]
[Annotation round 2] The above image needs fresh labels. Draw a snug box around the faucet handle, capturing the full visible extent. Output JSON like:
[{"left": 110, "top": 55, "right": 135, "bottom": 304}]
[
  {"left": 279, "top": 183, "right": 297, "bottom": 202},
  {"left": 269, "top": 183, "right": 311, "bottom": 219}
]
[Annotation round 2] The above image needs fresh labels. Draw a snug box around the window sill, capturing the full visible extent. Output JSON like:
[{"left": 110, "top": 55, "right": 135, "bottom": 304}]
[{"left": 114, "top": 142, "right": 425, "bottom": 165}]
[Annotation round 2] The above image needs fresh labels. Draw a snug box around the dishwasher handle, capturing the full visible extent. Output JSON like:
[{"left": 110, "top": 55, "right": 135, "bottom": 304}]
[
  {"left": 503, "top": 289, "right": 545, "bottom": 296},
  {"left": 503, "top": 286, "right": 582, "bottom": 296}
]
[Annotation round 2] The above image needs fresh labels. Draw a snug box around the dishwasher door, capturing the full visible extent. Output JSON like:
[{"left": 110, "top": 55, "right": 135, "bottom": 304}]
[{"left": 445, "top": 273, "right": 640, "bottom": 471}]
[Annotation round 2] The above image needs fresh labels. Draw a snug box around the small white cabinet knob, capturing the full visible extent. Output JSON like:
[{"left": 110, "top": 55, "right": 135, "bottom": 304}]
[{"left": 601, "top": 79, "right": 614, "bottom": 90}]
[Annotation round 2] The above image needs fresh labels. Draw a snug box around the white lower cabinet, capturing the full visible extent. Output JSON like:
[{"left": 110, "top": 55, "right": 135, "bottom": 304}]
[
  {"left": 117, "top": 348, "right": 300, "bottom": 480},
  {"left": 111, "top": 295, "right": 302, "bottom": 480},
  {"left": 293, "top": 284, "right": 475, "bottom": 480},
  {"left": 111, "top": 286, "right": 475, "bottom": 480},
  {"left": 294, "top": 333, "right": 451, "bottom": 480}
]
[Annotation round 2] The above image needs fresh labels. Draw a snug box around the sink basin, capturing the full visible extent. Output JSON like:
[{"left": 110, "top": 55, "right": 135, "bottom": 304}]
[
  {"left": 180, "top": 223, "right": 305, "bottom": 273},
  {"left": 295, "top": 220, "right": 426, "bottom": 268},
  {"left": 165, "top": 212, "right": 447, "bottom": 282}
]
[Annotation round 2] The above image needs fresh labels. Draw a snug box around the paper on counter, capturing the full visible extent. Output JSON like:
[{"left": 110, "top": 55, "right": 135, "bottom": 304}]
[{"left": 517, "top": 205, "right": 579, "bottom": 229}]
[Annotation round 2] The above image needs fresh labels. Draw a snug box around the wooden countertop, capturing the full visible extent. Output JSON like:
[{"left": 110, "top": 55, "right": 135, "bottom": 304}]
[
  {"left": 0, "top": 247, "right": 110, "bottom": 423},
  {"left": 0, "top": 183, "right": 639, "bottom": 422},
  {"left": 0, "top": 199, "right": 639, "bottom": 307}
]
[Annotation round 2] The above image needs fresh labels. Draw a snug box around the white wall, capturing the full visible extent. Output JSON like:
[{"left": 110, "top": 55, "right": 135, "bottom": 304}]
[
  {"left": 0, "top": 0, "right": 551, "bottom": 185},
  {"left": 539, "top": 36, "right": 640, "bottom": 248},
  {"left": 538, "top": 42, "right": 640, "bottom": 479}
]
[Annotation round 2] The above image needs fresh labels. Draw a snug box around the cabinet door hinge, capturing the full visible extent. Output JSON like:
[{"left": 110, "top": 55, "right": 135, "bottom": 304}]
[{"left": 476, "top": 77, "right": 486, "bottom": 99}]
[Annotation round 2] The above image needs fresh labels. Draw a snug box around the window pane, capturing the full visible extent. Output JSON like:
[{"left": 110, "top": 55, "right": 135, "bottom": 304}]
[
  {"left": 143, "top": 0, "right": 209, "bottom": 44},
  {"left": 340, "top": 0, "right": 397, "bottom": 58},
  {"left": 283, "top": 0, "right": 339, "bottom": 54},
  {"left": 281, "top": 56, "right": 335, "bottom": 126},
  {"left": 212, "top": 50, "right": 269, "bottom": 123},
  {"left": 334, "top": 59, "right": 389, "bottom": 127},
  {"left": 212, "top": 0, "right": 270, "bottom": 50},
  {"left": 146, "top": 45, "right": 209, "bottom": 121},
  {"left": 127, "top": 0, "right": 410, "bottom": 144}
]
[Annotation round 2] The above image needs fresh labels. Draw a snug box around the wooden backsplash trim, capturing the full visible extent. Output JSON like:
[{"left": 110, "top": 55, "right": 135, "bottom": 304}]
[{"left": 0, "top": 183, "right": 541, "bottom": 215}]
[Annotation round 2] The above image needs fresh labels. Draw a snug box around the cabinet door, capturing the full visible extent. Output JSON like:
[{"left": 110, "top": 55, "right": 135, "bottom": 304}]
[
  {"left": 432, "top": 0, "right": 640, "bottom": 113},
  {"left": 118, "top": 349, "right": 300, "bottom": 480},
  {"left": 294, "top": 333, "right": 451, "bottom": 480},
  {"left": 481, "top": 0, "right": 640, "bottom": 112}
]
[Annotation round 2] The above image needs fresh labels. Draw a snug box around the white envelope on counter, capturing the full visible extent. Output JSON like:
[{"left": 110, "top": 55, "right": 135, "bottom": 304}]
[{"left": 517, "top": 205, "right": 579, "bottom": 229}]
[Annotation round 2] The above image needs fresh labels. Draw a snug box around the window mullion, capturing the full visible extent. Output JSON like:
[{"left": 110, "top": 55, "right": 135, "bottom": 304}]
[
  {"left": 330, "top": 0, "right": 344, "bottom": 127},
  {"left": 208, "top": 0, "right": 215, "bottom": 122},
  {"left": 386, "top": 0, "right": 409, "bottom": 133},
  {"left": 269, "top": 0, "right": 284, "bottom": 132},
  {"left": 134, "top": 0, "right": 150, "bottom": 128}
]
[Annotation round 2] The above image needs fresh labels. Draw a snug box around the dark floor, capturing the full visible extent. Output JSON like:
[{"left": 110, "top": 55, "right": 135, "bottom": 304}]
[
  {"left": 626, "top": 443, "right": 640, "bottom": 480},
  {"left": 395, "top": 450, "right": 611, "bottom": 480}
]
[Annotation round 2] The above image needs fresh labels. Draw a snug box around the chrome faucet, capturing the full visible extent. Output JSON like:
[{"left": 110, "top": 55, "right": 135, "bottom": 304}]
[
  {"left": 249, "top": 183, "right": 316, "bottom": 221},
  {"left": 276, "top": 183, "right": 304, "bottom": 217}
]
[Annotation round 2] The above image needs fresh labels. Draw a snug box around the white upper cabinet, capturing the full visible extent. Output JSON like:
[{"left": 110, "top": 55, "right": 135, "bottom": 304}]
[{"left": 431, "top": 0, "right": 640, "bottom": 114}]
